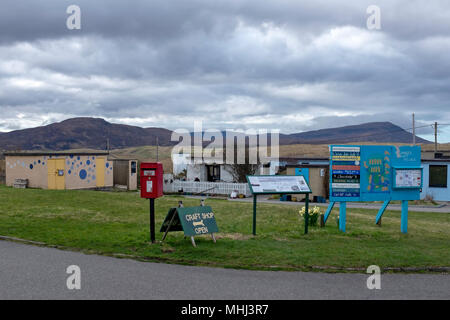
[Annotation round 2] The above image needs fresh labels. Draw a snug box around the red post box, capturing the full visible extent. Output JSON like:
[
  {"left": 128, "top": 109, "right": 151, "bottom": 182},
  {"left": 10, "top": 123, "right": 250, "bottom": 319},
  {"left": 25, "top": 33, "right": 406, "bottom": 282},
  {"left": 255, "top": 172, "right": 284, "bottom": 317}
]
[{"left": 140, "top": 162, "right": 163, "bottom": 199}]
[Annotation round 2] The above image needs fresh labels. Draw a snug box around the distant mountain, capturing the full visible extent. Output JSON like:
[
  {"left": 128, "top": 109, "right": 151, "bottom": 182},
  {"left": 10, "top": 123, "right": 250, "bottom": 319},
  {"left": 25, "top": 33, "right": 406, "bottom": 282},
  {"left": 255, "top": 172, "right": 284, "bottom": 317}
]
[
  {"left": 279, "top": 122, "right": 430, "bottom": 145},
  {"left": 0, "top": 117, "right": 173, "bottom": 151},
  {"left": 0, "top": 118, "right": 429, "bottom": 151}
]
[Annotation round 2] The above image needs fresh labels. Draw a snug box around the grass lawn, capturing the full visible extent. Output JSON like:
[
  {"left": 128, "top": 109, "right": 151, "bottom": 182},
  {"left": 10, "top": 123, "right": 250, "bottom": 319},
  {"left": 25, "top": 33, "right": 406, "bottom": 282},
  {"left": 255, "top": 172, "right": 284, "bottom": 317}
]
[{"left": 0, "top": 185, "right": 448, "bottom": 272}]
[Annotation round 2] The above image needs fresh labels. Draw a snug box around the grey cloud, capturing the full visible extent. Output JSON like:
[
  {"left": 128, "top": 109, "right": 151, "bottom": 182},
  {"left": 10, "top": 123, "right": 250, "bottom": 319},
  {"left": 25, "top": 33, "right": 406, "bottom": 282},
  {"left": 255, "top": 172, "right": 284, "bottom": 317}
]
[{"left": 0, "top": 0, "right": 449, "bottom": 141}]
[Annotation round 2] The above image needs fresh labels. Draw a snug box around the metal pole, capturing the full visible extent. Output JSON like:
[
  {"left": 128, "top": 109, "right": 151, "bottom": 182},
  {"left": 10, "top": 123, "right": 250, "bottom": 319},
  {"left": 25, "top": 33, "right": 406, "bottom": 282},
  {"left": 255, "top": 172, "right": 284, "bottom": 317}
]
[
  {"left": 252, "top": 195, "right": 257, "bottom": 235},
  {"left": 150, "top": 198, "right": 155, "bottom": 243},
  {"left": 304, "top": 195, "right": 309, "bottom": 234},
  {"left": 412, "top": 113, "right": 416, "bottom": 145}
]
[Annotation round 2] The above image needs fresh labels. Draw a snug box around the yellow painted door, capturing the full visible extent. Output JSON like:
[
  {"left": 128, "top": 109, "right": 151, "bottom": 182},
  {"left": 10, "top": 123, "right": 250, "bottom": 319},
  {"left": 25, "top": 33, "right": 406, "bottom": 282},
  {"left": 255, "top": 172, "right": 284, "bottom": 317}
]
[
  {"left": 55, "top": 159, "right": 65, "bottom": 190},
  {"left": 48, "top": 159, "right": 65, "bottom": 190},
  {"left": 96, "top": 158, "right": 105, "bottom": 187},
  {"left": 47, "top": 159, "right": 56, "bottom": 189}
]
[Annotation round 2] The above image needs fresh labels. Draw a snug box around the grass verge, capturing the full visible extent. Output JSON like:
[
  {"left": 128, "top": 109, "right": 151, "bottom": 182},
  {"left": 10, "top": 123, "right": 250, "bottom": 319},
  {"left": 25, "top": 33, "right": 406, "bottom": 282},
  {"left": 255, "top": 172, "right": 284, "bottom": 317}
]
[{"left": 0, "top": 185, "right": 448, "bottom": 273}]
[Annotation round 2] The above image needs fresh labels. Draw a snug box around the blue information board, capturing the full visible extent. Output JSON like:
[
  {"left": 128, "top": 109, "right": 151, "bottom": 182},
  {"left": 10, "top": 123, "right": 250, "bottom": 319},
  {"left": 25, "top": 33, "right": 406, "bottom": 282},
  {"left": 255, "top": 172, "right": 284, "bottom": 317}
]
[
  {"left": 326, "top": 145, "right": 422, "bottom": 233},
  {"left": 330, "top": 145, "right": 422, "bottom": 202}
]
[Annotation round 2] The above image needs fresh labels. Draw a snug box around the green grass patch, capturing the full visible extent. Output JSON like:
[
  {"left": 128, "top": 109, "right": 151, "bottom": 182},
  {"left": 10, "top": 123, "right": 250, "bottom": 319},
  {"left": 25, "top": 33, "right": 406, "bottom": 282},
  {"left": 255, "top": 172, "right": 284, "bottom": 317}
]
[{"left": 0, "top": 185, "right": 449, "bottom": 272}]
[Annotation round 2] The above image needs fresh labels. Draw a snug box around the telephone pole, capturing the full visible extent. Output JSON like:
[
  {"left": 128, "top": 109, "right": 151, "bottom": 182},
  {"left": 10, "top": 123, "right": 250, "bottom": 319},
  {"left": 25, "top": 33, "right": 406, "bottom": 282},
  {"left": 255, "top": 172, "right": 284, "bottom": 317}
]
[
  {"left": 156, "top": 136, "right": 159, "bottom": 162},
  {"left": 434, "top": 122, "right": 438, "bottom": 153},
  {"left": 412, "top": 113, "right": 416, "bottom": 145}
]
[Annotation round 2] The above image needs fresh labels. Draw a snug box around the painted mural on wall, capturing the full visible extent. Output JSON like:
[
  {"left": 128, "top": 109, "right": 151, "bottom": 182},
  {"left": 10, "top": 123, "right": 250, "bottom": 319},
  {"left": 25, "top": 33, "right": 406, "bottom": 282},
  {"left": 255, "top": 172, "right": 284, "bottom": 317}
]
[{"left": 6, "top": 155, "right": 113, "bottom": 189}]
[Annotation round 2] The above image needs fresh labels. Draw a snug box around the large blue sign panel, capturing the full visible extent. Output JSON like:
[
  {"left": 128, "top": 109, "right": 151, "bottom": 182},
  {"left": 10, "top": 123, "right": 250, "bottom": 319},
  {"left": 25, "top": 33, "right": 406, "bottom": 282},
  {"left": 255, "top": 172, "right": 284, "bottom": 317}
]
[{"left": 330, "top": 145, "right": 422, "bottom": 202}]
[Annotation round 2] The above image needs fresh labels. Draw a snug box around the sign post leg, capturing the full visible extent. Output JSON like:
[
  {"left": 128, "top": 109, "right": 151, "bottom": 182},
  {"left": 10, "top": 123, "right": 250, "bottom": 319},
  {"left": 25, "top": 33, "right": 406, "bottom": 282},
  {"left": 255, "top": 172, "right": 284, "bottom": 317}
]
[
  {"left": 324, "top": 201, "right": 335, "bottom": 224},
  {"left": 376, "top": 200, "right": 390, "bottom": 226},
  {"left": 401, "top": 200, "right": 408, "bottom": 233},
  {"left": 304, "top": 195, "right": 309, "bottom": 234},
  {"left": 190, "top": 236, "right": 197, "bottom": 247},
  {"left": 150, "top": 198, "right": 155, "bottom": 243},
  {"left": 162, "top": 209, "right": 177, "bottom": 241},
  {"left": 252, "top": 195, "right": 257, "bottom": 235},
  {"left": 211, "top": 233, "right": 216, "bottom": 243},
  {"left": 339, "top": 202, "right": 346, "bottom": 233}
]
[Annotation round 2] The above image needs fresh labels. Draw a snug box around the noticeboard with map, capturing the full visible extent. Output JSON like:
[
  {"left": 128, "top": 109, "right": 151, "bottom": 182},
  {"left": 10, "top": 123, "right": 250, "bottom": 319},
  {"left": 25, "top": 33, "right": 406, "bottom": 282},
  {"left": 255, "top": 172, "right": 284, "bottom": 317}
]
[
  {"left": 394, "top": 168, "right": 422, "bottom": 188},
  {"left": 329, "top": 145, "right": 422, "bottom": 202},
  {"left": 247, "top": 175, "right": 311, "bottom": 194}
]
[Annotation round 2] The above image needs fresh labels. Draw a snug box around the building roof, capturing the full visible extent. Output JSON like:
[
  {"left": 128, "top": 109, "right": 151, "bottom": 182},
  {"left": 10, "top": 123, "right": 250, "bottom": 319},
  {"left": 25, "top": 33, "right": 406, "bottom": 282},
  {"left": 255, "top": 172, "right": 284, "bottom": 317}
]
[
  {"left": 4, "top": 151, "right": 109, "bottom": 156},
  {"left": 422, "top": 159, "right": 450, "bottom": 163},
  {"left": 286, "top": 163, "right": 328, "bottom": 168}
]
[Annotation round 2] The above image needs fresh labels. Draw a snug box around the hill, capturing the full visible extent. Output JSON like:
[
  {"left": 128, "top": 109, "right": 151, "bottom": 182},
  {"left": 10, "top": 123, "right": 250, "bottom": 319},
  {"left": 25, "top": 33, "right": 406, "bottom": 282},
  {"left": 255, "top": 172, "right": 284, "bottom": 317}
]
[
  {"left": 279, "top": 122, "right": 429, "bottom": 145},
  {"left": 0, "top": 117, "right": 173, "bottom": 151},
  {"left": 0, "top": 117, "right": 430, "bottom": 151}
]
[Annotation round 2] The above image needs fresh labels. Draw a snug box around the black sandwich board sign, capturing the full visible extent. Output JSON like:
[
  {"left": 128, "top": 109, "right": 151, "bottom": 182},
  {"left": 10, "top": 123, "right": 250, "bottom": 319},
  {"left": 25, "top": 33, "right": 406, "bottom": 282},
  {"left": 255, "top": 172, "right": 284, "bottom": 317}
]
[
  {"left": 246, "top": 175, "right": 312, "bottom": 235},
  {"left": 160, "top": 205, "right": 219, "bottom": 247}
]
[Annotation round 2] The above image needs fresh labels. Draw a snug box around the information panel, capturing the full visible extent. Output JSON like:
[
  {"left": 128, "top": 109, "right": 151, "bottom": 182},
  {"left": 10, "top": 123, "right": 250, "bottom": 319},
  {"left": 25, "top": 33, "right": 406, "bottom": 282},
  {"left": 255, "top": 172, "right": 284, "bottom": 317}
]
[
  {"left": 394, "top": 168, "right": 422, "bottom": 188},
  {"left": 331, "top": 146, "right": 361, "bottom": 199},
  {"left": 247, "top": 175, "right": 311, "bottom": 194},
  {"left": 329, "top": 145, "right": 422, "bottom": 202}
]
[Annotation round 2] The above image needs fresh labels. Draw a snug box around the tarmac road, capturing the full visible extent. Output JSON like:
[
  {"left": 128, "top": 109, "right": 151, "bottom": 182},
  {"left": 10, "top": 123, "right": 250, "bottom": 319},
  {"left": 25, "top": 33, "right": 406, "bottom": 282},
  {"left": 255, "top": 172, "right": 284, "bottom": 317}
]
[{"left": 0, "top": 240, "right": 448, "bottom": 300}]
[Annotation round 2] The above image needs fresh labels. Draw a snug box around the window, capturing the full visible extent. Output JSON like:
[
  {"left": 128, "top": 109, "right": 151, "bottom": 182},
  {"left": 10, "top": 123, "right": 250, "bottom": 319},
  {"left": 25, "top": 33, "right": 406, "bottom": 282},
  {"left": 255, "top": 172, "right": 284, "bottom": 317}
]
[
  {"left": 206, "top": 165, "right": 221, "bottom": 182},
  {"left": 429, "top": 165, "right": 448, "bottom": 188}
]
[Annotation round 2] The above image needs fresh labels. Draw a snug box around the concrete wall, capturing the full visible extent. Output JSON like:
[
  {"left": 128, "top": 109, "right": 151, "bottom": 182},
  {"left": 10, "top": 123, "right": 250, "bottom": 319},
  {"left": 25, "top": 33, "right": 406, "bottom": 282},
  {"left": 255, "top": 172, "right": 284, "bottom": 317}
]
[
  {"left": 186, "top": 164, "right": 207, "bottom": 181},
  {"left": 421, "top": 162, "right": 450, "bottom": 201},
  {"left": 6, "top": 155, "right": 113, "bottom": 189},
  {"left": 220, "top": 165, "right": 234, "bottom": 182}
]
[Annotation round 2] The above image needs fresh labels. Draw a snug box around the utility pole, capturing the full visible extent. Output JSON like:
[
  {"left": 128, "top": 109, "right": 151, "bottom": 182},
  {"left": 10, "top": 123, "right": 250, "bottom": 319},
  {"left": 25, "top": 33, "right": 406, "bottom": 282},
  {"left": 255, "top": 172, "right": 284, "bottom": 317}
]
[
  {"left": 412, "top": 113, "right": 416, "bottom": 145},
  {"left": 434, "top": 122, "right": 438, "bottom": 153},
  {"left": 156, "top": 136, "right": 159, "bottom": 162}
]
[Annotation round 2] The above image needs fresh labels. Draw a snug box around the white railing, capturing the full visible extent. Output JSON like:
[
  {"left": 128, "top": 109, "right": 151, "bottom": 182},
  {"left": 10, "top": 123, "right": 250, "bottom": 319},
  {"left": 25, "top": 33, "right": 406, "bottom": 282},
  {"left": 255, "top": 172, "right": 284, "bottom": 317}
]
[{"left": 164, "top": 180, "right": 251, "bottom": 196}]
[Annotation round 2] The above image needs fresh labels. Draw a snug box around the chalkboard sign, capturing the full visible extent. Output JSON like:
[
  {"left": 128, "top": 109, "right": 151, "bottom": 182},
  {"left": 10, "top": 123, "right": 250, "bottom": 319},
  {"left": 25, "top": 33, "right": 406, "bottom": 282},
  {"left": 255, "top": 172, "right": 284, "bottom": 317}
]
[{"left": 160, "top": 205, "right": 219, "bottom": 240}]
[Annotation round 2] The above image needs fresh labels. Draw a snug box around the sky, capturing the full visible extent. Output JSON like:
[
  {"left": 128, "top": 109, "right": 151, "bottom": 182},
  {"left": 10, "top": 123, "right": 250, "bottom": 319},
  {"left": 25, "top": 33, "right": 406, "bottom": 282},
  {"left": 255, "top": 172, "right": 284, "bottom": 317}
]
[{"left": 0, "top": 0, "right": 449, "bottom": 142}]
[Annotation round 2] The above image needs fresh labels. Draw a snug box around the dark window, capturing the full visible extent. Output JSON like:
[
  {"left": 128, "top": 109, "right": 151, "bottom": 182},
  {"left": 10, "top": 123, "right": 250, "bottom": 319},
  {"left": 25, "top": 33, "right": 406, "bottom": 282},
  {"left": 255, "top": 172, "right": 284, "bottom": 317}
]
[
  {"left": 429, "top": 165, "right": 448, "bottom": 188},
  {"left": 206, "top": 165, "right": 221, "bottom": 182},
  {"left": 131, "top": 161, "right": 137, "bottom": 174}
]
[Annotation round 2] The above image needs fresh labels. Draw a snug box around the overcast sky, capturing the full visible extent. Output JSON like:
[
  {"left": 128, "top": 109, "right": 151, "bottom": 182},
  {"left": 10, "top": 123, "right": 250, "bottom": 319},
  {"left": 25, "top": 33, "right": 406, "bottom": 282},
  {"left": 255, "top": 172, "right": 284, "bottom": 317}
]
[{"left": 0, "top": 0, "right": 449, "bottom": 141}]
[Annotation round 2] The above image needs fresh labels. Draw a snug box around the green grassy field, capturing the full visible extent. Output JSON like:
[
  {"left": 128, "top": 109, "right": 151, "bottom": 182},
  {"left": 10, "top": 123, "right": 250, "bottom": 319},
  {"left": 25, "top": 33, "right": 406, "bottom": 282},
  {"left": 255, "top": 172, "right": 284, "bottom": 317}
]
[{"left": 0, "top": 185, "right": 448, "bottom": 272}]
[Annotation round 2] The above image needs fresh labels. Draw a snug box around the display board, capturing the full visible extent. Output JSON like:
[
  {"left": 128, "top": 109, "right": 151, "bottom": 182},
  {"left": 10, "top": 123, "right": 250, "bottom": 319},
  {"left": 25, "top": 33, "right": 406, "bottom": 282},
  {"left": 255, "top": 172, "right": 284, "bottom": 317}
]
[
  {"left": 246, "top": 175, "right": 312, "bottom": 235},
  {"left": 247, "top": 175, "right": 311, "bottom": 194},
  {"left": 394, "top": 168, "right": 422, "bottom": 188},
  {"left": 329, "top": 145, "right": 422, "bottom": 202},
  {"left": 160, "top": 206, "right": 219, "bottom": 237}
]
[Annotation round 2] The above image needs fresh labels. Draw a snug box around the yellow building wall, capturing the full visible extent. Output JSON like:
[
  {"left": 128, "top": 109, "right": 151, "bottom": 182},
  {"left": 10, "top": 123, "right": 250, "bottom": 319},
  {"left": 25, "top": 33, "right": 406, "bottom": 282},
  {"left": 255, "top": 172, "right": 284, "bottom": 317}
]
[{"left": 6, "top": 155, "right": 113, "bottom": 189}]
